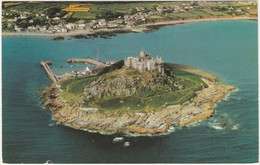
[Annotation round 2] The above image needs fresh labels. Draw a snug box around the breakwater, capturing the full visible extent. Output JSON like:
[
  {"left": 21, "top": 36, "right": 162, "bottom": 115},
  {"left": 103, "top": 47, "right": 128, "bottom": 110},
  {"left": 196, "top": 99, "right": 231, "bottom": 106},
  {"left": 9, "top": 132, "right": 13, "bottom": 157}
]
[
  {"left": 67, "top": 58, "right": 107, "bottom": 66},
  {"left": 40, "top": 61, "right": 58, "bottom": 84}
]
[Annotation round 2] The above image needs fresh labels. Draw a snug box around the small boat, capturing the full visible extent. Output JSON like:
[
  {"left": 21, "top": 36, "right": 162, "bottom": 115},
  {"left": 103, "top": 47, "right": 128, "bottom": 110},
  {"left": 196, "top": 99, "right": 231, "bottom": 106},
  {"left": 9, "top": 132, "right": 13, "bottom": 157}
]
[
  {"left": 113, "top": 137, "right": 124, "bottom": 143},
  {"left": 124, "top": 142, "right": 130, "bottom": 147},
  {"left": 212, "top": 124, "right": 224, "bottom": 130},
  {"left": 232, "top": 124, "right": 239, "bottom": 130},
  {"left": 209, "top": 122, "right": 224, "bottom": 130},
  {"left": 46, "top": 160, "right": 53, "bottom": 164}
]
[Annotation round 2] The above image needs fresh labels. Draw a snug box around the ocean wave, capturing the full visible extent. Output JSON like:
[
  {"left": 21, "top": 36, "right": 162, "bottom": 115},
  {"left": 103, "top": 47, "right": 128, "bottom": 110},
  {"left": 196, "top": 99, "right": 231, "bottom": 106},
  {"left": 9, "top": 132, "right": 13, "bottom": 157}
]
[{"left": 48, "top": 122, "right": 56, "bottom": 127}]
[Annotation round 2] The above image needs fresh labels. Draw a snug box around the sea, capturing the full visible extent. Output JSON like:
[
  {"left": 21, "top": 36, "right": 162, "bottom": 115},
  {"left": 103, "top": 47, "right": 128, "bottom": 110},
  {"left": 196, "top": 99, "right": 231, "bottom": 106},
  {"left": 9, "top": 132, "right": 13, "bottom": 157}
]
[{"left": 2, "top": 20, "right": 258, "bottom": 163}]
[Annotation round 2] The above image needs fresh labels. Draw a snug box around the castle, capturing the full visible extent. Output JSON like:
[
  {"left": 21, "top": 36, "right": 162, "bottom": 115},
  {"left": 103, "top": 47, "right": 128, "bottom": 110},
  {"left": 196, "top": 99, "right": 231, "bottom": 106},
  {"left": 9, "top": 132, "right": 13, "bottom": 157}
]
[{"left": 124, "top": 50, "right": 164, "bottom": 73}]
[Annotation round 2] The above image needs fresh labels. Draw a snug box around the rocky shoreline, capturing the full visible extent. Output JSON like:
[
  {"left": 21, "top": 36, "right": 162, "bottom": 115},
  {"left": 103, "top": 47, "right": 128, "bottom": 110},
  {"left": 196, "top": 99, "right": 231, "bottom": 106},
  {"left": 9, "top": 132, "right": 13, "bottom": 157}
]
[{"left": 40, "top": 64, "right": 236, "bottom": 136}]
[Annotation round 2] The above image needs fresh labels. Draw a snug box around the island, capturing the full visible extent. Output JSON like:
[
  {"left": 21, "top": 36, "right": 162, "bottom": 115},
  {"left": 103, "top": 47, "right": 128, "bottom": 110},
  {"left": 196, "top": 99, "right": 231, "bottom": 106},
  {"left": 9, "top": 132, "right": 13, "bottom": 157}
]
[{"left": 40, "top": 50, "right": 236, "bottom": 136}]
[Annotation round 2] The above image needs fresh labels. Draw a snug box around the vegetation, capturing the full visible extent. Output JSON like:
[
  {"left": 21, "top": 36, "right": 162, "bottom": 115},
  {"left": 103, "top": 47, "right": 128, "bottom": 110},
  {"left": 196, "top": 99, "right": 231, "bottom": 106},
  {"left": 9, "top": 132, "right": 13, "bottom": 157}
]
[
  {"left": 60, "top": 63, "right": 207, "bottom": 113},
  {"left": 61, "top": 75, "right": 96, "bottom": 95},
  {"left": 97, "top": 60, "right": 124, "bottom": 76},
  {"left": 60, "top": 76, "right": 96, "bottom": 105}
]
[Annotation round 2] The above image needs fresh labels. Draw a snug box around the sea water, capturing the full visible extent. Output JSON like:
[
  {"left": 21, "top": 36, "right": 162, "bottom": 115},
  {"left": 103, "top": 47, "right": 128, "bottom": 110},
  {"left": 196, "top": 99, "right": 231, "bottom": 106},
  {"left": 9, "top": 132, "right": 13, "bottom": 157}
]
[{"left": 2, "top": 20, "right": 258, "bottom": 163}]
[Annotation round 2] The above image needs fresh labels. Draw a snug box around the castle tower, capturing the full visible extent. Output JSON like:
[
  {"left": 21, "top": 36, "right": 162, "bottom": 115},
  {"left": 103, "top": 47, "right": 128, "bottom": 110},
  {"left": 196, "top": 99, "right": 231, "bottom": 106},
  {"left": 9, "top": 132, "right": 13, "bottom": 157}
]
[{"left": 140, "top": 50, "right": 146, "bottom": 57}]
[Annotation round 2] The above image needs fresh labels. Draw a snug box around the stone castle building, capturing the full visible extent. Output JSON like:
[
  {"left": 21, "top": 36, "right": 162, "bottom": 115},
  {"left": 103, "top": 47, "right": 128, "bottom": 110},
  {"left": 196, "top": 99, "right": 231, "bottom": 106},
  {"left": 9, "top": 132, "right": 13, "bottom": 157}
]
[{"left": 124, "top": 50, "right": 164, "bottom": 73}]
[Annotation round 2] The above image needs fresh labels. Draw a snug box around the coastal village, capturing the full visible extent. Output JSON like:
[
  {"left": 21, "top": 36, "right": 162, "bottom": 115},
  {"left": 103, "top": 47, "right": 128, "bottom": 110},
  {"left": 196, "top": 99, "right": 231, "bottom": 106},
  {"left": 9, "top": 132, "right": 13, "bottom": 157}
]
[{"left": 2, "top": 1, "right": 257, "bottom": 34}]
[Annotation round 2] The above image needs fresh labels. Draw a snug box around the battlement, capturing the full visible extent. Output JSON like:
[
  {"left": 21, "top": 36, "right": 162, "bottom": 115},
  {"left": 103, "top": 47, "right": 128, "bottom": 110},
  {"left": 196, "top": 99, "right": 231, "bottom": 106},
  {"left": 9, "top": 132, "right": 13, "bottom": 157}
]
[{"left": 124, "top": 50, "right": 164, "bottom": 73}]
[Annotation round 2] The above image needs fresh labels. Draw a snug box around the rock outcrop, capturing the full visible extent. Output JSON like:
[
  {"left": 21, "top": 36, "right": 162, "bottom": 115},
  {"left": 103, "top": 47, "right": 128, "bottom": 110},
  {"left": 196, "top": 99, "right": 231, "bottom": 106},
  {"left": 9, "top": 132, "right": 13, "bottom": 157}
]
[{"left": 85, "top": 67, "right": 179, "bottom": 99}]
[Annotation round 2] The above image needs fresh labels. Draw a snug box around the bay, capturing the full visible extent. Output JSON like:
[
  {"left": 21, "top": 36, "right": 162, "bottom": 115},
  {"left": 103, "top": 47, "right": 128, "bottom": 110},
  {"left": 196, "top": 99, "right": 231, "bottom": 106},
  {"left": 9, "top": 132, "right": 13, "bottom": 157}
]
[{"left": 2, "top": 20, "right": 258, "bottom": 163}]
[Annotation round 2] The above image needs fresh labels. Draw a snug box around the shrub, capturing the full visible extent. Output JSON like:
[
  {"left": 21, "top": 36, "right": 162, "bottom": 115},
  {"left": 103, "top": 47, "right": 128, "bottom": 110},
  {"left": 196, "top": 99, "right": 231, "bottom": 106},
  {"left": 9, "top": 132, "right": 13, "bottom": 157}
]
[{"left": 97, "top": 60, "right": 124, "bottom": 76}]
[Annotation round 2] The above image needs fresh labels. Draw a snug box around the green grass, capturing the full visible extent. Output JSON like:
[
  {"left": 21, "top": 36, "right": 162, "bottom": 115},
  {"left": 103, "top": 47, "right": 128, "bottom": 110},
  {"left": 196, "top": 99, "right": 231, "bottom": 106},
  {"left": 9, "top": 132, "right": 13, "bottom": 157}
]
[
  {"left": 3, "top": 2, "right": 69, "bottom": 13},
  {"left": 61, "top": 75, "right": 96, "bottom": 95},
  {"left": 70, "top": 2, "right": 162, "bottom": 20},
  {"left": 60, "top": 65, "right": 207, "bottom": 113},
  {"left": 171, "top": 12, "right": 197, "bottom": 18},
  {"left": 72, "top": 12, "right": 97, "bottom": 20},
  {"left": 79, "top": 68, "right": 207, "bottom": 113},
  {"left": 200, "top": 9, "right": 228, "bottom": 16},
  {"left": 60, "top": 76, "right": 96, "bottom": 105},
  {"left": 188, "top": 10, "right": 213, "bottom": 17}
]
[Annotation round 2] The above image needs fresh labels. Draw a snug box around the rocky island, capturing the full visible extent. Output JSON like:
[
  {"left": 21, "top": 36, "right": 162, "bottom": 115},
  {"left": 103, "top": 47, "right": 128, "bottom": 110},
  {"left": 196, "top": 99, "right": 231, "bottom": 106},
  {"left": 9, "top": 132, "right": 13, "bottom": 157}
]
[{"left": 40, "top": 50, "right": 236, "bottom": 136}]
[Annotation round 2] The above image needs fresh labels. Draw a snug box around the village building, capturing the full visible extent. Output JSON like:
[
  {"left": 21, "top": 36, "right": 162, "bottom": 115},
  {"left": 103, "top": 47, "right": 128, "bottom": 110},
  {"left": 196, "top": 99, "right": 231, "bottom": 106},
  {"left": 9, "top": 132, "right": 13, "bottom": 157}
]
[
  {"left": 124, "top": 50, "right": 164, "bottom": 73},
  {"left": 77, "top": 24, "right": 86, "bottom": 30}
]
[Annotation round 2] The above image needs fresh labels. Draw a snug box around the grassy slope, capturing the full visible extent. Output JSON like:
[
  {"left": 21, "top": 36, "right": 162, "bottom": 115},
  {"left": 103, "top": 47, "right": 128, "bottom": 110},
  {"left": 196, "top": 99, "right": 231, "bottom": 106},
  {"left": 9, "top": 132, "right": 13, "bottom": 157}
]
[
  {"left": 60, "top": 76, "right": 96, "bottom": 105},
  {"left": 3, "top": 2, "right": 255, "bottom": 23},
  {"left": 72, "top": 2, "right": 162, "bottom": 19},
  {"left": 60, "top": 66, "right": 207, "bottom": 113}
]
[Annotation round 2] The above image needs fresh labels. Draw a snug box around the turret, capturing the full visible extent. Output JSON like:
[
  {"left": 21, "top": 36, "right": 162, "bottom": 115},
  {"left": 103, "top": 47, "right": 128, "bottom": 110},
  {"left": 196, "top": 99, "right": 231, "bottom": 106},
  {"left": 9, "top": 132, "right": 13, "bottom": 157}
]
[{"left": 140, "top": 50, "right": 146, "bottom": 57}]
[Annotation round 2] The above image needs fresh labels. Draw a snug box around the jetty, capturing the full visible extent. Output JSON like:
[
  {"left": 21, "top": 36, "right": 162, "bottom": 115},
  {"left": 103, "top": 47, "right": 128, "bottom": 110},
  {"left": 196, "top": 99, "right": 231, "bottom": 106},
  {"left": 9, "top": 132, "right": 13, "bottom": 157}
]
[
  {"left": 67, "top": 58, "right": 107, "bottom": 66},
  {"left": 40, "top": 61, "right": 58, "bottom": 84},
  {"left": 41, "top": 58, "right": 110, "bottom": 83}
]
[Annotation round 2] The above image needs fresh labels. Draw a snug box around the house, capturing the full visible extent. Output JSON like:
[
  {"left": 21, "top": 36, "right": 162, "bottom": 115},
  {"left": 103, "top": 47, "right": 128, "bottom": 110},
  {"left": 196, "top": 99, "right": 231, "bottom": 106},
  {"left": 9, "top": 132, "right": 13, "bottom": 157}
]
[
  {"left": 236, "top": 8, "right": 242, "bottom": 12},
  {"left": 65, "top": 23, "right": 77, "bottom": 30},
  {"left": 14, "top": 25, "right": 23, "bottom": 32},
  {"left": 53, "top": 17, "right": 60, "bottom": 21},
  {"left": 97, "top": 19, "right": 107, "bottom": 26},
  {"left": 77, "top": 24, "right": 86, "bottom": 30},
  {"left": 19, "top": 15, "right": 27, "bottom": 19}
]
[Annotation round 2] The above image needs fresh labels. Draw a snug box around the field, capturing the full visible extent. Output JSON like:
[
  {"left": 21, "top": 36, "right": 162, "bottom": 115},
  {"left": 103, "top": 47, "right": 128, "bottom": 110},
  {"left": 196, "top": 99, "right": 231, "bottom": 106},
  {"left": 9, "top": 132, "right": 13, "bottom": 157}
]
[
  {"left": 165, "top": 8, "right": 229, "bottom": 20},
  {"left": 3, "top": 2, "right": 69, "bottom": 13},
  {"left": 70, "top": 2, "right": 162, "bottom": 20},
  {"left": 200, "top": 9, "right": 228, "bottom": 16}
]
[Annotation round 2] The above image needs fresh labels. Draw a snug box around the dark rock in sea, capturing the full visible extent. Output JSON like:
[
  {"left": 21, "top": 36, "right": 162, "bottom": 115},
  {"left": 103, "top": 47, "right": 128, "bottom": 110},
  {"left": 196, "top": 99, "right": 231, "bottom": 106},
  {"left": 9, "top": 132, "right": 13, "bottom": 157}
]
[
  {"left": 52, "top": 36, "right": 65, "bottom": 40},
  {"left": 107, "top": 33, "right": 117, "bottom": 37},
  {"left": 71, "top": 35, "right": 88, "bottom": 39},
  {"left": 100, "top": 35, "right": 111, "bottom": 39},
  {"left": 87, "top": 33, "right": 98, "bottom": 38}
]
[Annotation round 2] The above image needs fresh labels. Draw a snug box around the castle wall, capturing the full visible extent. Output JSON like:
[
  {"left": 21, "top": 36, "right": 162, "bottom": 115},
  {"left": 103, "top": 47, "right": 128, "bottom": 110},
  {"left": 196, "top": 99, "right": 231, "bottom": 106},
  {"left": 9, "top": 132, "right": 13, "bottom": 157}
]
[{"left": 124, "top": 50, "right": 164, "bottom": 73}]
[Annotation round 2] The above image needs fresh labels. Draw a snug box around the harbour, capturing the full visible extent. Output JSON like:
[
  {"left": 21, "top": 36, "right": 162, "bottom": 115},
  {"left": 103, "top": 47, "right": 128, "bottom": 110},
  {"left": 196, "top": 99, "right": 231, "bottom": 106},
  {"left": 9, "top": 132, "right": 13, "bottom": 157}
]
[{"left": 41, "top": 58, "right": 114, "bottom": 83}]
